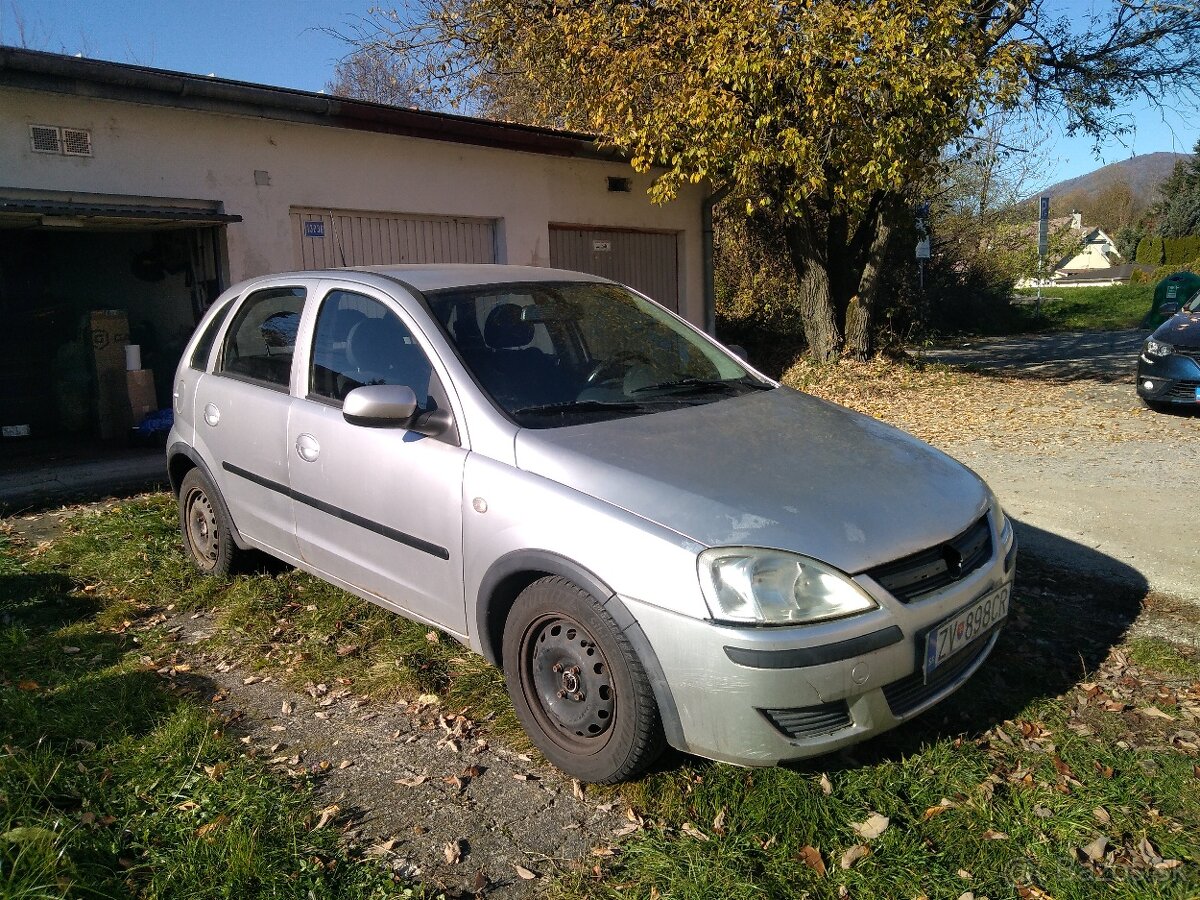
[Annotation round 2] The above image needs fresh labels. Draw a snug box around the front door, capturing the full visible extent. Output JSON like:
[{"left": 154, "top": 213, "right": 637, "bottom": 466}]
[{"left": 287, "top": 286, "right": 468, "bottom": 633}]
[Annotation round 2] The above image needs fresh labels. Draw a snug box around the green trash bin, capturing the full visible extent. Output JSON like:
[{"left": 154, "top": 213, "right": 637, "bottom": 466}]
[{"left": 1145, "top": 271, "right": 1200, "bottom": 328}]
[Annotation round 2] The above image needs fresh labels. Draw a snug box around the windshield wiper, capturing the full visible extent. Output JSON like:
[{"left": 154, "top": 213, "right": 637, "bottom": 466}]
[
  {"left": 630, "top": 377, "right": 772, "bottom": 395},
  {"left": 512, "top": 399, "right": 651, "bottom": 416}
]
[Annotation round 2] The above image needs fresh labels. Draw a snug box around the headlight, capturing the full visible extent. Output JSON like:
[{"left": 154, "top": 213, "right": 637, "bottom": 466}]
[
  {"left": 1145, "top": 339, "right": 1173, "bottom": 357},
  {"left": 698, "top": 548, "right": 877, "bottom": 625},
  {"left": 999, "top": 513, "right": 1013, "bottom": 548}
]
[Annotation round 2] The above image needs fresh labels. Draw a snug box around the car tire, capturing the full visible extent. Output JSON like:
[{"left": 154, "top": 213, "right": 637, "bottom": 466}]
[
  {"left": 178, "top": 468, "right": 241, "bottom": 577},
  {"left": 502, "top": 576, "right": 665, "bottom": 783}
]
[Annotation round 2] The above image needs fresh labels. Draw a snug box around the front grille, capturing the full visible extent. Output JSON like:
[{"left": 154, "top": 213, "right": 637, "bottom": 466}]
[
  {"left": 866, "top": 516, "right": 992, "bottom": 603},
  {"left": 759, "top": 700, "right": 852, "bottom": 740},
  {"left": 882, "top": 633, "right": 994, "bottom": 717},
  {"left": 1165, "top": 379, "right": 1200, "bottom": 400}
]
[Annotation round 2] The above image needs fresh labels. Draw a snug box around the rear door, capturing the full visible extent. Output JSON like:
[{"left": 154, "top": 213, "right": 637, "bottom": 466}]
[
  {"left": 286, "top": 282, "right": 469, "bottom": 633},
  {"left": 192, "top": 282, "right": 310, "bottom": 560}
]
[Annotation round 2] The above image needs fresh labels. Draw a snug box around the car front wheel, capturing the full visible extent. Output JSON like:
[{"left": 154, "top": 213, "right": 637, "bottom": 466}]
[{"left": 502, "top": 576, "right": 665, "bottom": 783}]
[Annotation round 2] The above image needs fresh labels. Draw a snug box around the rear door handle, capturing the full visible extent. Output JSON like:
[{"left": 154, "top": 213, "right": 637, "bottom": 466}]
[{"left": 295, "top": 433, "right": 320, "bottom": 462}]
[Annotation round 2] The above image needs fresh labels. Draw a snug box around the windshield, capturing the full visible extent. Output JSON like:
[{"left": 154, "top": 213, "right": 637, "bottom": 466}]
[
  {"left": 426, "top": 281, "right": 769, "bottom": 427},
  {"left": 1186, "top": 290, "right": 1200, "bottom": 313}
]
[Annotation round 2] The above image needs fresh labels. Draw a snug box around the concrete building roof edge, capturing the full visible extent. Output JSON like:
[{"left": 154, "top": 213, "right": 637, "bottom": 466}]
[{"left": 0, "top": 45, "right": 625, "bottom": 163}]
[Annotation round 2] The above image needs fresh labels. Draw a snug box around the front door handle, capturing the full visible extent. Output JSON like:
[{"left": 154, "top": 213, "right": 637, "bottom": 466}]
[{"left": 295, "top": 433, "right": 320, "bottom": 462}]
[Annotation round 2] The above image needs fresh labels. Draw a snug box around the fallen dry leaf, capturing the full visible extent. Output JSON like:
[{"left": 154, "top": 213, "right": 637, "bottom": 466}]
[
  {"left": 443, "top": 840, "right": 462, "bottom": 864},
  {"left": 591, "top": 846, "right": 615, "bottom": 857},
  {"left": 572, "top": 779, "right": 585, "bottom": 802},
  {"left": 280, "top": 700, "right": 294, "bottom": 716},
  {"left": 366, "top": 838, "right": 399, "bottom": 857},
  {"left": 712, "top": 807, "right": 727, "bottom": 835},
  {"left": 850, "top": 812, "right": 889, "bottom": 841},
  {"left": 680, "top": 822, "right": 709, "bottom": 841},
  {"left": 1138, "top": 706, "right": 1176, "bottom": 721},
  {"left": 798, "top": 845, "right": 826, "bottom": 877},
  {"left": 819, "top": 773, "right": 833, "bottom": 795},
  {"left": 922, "top": 798, "right": 956, "bottom": 821},
  {"left": 313, "top": 804, "right": 340, "bottom": 831},
  {"left": 982, "top": 829, "right": 1009, "bottom": 841},
  {"left": 1078, "top": 835, "right": 1109, "bottom": 862},
  {"left": 840, "top": 844, "right": 870, "bottom": 869},
  {"left": 513, "top": 864, "right": 538, "bottom": 880},
  {"left": 1093, "top": 807, "right": 1111, "bottom": 825},
  {"left": 195, "top": 814, "right": 229, "bottom": 838}
]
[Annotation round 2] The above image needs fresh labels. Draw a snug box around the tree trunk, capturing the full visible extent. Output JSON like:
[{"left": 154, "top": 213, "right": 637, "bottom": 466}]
[
  {"left": 784, "top": 217, "right": 841, "bottom": 362},
  {"left": 844, "top": 200, "right": 898, "bottom": 360}
]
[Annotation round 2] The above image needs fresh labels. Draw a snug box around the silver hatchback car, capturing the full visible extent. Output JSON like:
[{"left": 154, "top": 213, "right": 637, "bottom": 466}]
[{"left": 168, "top": 265, "right": 1015, "bottom": 783}]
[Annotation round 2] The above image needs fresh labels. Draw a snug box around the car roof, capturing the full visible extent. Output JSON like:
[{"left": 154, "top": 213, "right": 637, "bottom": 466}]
[{"left": 321, "top": 264, "right": 614, "bottom": 293}]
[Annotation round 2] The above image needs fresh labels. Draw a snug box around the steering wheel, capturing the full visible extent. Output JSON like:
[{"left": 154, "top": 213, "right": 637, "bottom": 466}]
[{"left": 585, "top": 350, "right": 654, "bottom": 385}]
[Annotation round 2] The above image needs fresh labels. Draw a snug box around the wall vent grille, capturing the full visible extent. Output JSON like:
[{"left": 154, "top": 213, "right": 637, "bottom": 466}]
[
  {"left": 61, "top": 128, "right": 93, "bottom": 156},
  {"left": 30, "top": 125, "right": 61, "bottom": 154}
]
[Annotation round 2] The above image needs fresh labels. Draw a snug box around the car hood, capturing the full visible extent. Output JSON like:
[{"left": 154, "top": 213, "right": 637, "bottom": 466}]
[
  {"left": 513, "top": 387, "right": 991, "bottom": 574},
  {"left": 1152, "top": 311, "right": 1200, "bottom": 347}
]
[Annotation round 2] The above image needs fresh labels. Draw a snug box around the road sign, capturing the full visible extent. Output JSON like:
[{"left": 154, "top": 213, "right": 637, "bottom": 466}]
[{"left": 1038, "top": 195, "right": 1050, "bottom": 258}]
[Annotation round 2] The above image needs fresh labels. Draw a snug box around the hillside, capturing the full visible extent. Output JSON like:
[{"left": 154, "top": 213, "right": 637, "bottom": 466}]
[{"left": 1038, "top": 151, "right": 1191, "bottom": 200}]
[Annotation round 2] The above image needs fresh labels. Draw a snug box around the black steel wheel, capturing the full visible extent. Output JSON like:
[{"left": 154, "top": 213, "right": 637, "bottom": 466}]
[
  {"left": 503, "top": 576, "right": 664, "bottom": 783},
  {"left": 178, "top": 468, "right": 240, "bottom": 577}
]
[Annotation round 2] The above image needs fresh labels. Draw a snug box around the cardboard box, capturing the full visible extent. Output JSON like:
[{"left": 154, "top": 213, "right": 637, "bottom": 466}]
[
  {"left": 89, "top": 310, "right": 130, "bottom": 439},
  {"left": 127, "top": 369, "right": 157, "bottom": 423}
]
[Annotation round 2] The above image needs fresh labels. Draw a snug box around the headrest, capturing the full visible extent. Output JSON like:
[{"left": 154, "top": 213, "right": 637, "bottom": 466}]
[
  {"left": 347, "top": 317, "right": 408, "bottom": 373},
  {"left": 484, "top": 303, "right": 535, "bottom": 349}
]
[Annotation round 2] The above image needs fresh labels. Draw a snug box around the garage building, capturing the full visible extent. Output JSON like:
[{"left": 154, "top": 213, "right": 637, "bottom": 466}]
[{"left": 0, "top": 47, "right": 709, "bottom": 455}]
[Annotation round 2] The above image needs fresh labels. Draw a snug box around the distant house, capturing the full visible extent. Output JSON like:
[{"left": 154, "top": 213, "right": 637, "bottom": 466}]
[
  {"left": 1051, "top": 212, "right": 1122, "bottom": 276},
  {"left": 1016, "top": 211, "right": 1127, "bottom": 287}
]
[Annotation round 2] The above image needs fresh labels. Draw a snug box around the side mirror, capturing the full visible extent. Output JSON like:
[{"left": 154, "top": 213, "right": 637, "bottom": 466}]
[
  {"left": 727, "top": 343, "right": 750, "bottom": 362},
  {"left": 343, "top": 384, "right": 417, "bottom": 427},
  {"left": 1158, "top": 302, "right": 1180, "bottom": 317}
]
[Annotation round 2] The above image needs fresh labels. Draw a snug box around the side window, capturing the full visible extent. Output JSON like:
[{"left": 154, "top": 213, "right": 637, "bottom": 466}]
[
  {"left": 189, "top": 298, "right": 235, "bottom": 371},
  {"left": 217, "top": 287, "right": 306, "bottom": 389},
  {"left": 309, "top": 290, "right": 440, "bottom": 407}
]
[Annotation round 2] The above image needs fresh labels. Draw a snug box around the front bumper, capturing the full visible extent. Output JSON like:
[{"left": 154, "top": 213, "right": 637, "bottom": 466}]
[
  {"left": 627, "top": 526, "right": 1015, "bottom": 767},
  {"left": 1136, "top": 352, "right": 1200, "bottom": 405}
]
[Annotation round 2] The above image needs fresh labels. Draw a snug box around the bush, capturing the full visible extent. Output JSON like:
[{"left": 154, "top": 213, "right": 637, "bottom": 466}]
[
  {"left": 1136, "top": 236, "right": 1165, "bottom": 266},
  {"left": 1163, "top": 235, "right": 1200, "bottom": 265}
]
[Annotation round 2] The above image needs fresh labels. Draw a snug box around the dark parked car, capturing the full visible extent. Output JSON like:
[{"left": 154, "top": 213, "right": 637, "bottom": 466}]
[{"left": 1137, "top": 289, "right": 1200, "bottom": 409}]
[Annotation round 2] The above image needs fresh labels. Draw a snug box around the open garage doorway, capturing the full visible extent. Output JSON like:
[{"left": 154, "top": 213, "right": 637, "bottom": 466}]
[{"left": 0, "top": 208, "right": 230, "bottom": 473}]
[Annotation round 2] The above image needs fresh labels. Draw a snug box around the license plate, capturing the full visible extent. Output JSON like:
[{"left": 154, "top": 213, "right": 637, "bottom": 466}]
[{"left": 924, "top": 585, "right": 1010, "bottom": 679}]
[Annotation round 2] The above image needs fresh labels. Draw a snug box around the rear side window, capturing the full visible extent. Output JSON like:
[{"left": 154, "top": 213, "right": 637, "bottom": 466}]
[
  {"left": 218, "top": 287, "right": 306, "bottom": 389},
  {"left": 189, "top": 299, "right": 235, "bottom": 371}
]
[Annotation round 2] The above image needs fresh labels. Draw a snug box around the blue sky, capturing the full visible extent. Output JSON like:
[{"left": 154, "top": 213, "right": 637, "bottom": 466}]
[{"left": 3, "top": 0, "right": 1196, "bottom": 189}]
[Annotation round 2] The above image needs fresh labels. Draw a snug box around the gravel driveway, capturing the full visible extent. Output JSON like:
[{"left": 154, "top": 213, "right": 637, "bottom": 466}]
[{"left": 923, "top": 329, "right": 1148, "bottom": 382}]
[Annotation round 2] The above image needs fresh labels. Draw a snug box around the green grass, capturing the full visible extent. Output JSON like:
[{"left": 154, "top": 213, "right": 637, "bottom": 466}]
[
  {"left": 0, "top": 526, "right": 429, "bottom": 899},
  {"left": 10, "top": 499, "right": 1200, "bottom": 899},
  {"left": 1009, "top": 284, "right": 1154, "bottom": 332},
  {"left": 35, "top": 496, "right": 519, "bottom": 740}
]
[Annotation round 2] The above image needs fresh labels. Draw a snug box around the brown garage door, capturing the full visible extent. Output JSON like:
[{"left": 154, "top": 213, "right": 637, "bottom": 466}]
[
  {"left": 291, "top": 207, "right": 496, "bottom": 269},
  {"left": 549, "top": 226, "right": 679, "bottom": 312}
]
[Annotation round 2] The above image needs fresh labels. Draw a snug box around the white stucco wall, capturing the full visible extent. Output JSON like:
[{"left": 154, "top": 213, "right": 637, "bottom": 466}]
[{"left": 3, "top": 87, "right": 707, "bottom": 324}]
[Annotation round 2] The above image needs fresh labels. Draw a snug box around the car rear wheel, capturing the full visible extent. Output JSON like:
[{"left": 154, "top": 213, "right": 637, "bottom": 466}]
[
  {"left": 179, "top": 468, "right": 241, "bottom": 577},
  {"left": 502, "top": 576, "right": 665, "bottom": 783}
]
